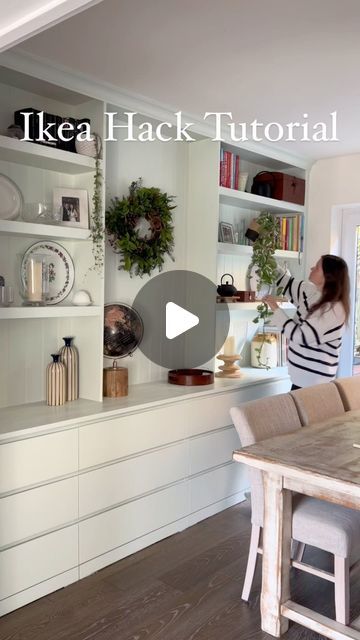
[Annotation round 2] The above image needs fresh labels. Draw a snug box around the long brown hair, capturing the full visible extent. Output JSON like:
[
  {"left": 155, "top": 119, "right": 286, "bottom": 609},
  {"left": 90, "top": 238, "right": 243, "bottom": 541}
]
[{"left": 309, "top": 254, "right": 350, "bottom": 321}]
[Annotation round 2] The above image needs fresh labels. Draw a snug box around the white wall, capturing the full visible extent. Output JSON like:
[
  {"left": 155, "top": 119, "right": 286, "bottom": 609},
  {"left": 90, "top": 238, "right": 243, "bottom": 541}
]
[
  {"left": 104, "top": 132, "right": 188, "bottom": 384},
  {"left": 306, "top": 154, "right": 360, "bottom": 272}
]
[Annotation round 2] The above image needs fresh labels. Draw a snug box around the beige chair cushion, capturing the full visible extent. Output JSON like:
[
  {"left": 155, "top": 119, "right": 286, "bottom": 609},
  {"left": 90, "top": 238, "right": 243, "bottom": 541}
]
[
  {"left": 231, "top": 390, "right": 360, "bottom": 564},
  {"left": 290, "top": 382, "right": 345, "bottom": 426},
  {"left": 335, "top": 376, "right": 360, "bottom": 411},
  {"left": 231, "top": 393, "right": 302, "bottom": 526},
  {"left": 293, "top": 495, "right": 360, "bottom": 560}
]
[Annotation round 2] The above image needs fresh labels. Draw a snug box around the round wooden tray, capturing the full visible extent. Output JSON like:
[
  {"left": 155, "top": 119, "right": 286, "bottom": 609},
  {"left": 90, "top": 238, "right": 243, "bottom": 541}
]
[{"left": 168, "top": 368, "right": 214, "bottom": 386}]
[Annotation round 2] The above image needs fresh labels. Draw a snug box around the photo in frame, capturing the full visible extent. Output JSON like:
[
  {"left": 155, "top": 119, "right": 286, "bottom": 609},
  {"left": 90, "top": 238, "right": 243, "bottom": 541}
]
[
  {"left": 53, "top": 188, "right": 89, "bottom": 228},
  {"left": 219, "top": 222, "right": 235, "bottom": 244}
]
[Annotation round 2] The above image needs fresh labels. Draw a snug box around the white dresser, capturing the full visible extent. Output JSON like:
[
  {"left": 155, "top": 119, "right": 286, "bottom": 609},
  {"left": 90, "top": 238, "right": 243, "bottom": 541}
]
[{"left": 0, "top": 370, "right": 290, "bottom": 615}]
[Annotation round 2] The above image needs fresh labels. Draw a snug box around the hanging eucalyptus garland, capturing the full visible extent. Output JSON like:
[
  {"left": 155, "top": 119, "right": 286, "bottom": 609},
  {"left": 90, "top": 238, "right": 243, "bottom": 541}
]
[
  {"left": 105, "top": 178, "right": 176, "bottom": 277},
  {"left": 90, "top": 134, "right": 104, "bottom": 273}
]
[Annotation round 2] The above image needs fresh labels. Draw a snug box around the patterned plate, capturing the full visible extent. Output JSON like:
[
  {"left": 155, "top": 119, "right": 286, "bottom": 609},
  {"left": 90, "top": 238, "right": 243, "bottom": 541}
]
[
  {"left": 104, "top": 303, "right": 143, "bottom": 358},
  {"left": 21, "top": 241, "right": 75, "bottom": 305}
]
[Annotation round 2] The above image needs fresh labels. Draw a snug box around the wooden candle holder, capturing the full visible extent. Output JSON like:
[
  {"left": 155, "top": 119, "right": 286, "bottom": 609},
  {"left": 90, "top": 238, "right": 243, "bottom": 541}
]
[{"left": 215, "top": 354, "right": 243, "bottom": 378}]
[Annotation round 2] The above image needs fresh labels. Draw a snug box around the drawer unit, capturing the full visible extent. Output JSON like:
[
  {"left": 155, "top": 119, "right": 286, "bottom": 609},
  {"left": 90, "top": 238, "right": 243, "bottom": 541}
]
[
  {"left": 189, "top": 427, "right": 239, "bottom": 475},
  {"left": 0, "top": 477, "right": 78, "bottom": 548},
  {"left": 79, "top": 482, "right": 188, "bottom": 563},
  {"left": 79, "top": 406, "right": 187, "bottom": 469},
  {"left": 0, "top": 430, "right": 78, "bottom": 494},
  {"left": 190, "top": 462, "right": 246, "bottom": 513},
  {"left": 0, "top": 525, "right": 78, "bottom": 600},
  {"left": 79, "top": 441, "right": 187, "bottom": 517}
]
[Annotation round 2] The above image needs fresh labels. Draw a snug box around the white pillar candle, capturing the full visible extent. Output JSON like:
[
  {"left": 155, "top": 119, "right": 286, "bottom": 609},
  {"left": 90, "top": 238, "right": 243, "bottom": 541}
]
[
  {"left": 223, "top": 335, "right": 235, "bottom": 356},
  {"left": 27, "top": 257, "right": 43, "bottom": 302}
]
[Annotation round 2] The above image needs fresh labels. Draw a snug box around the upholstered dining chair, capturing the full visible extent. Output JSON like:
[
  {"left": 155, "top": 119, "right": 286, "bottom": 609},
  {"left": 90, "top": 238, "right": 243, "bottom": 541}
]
[
  {"left": 335, "top": 376, "right": 360, "bottom": 411},
  {"left": 290, "top": 382, "right": 345, "bottom": 425},
  {"left": 231, "top": 392, "right": 360, "bottom": 625}
]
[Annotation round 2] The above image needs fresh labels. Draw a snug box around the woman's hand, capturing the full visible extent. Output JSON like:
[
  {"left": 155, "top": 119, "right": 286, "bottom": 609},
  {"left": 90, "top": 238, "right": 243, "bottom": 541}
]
[{"left": 263, "top": 295, "right": 280, "bottom": 311}]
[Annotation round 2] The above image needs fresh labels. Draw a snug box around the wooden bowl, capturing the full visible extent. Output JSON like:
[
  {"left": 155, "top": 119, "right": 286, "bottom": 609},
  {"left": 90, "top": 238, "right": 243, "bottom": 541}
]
[{"left": 168, "top": 368, "right": 214, "bottom": 386}]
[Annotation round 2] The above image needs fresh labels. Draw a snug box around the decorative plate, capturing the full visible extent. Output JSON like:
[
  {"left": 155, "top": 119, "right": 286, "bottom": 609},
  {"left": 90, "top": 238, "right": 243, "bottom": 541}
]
[
  {"left": 104, "top": 303, "right": 143, "bottom": 359},
  {"left": 0, "top": 174, "right": 23, "bottom": 220},
  {"left": 21, "top": 241, "right": 75, "bottom": 305}
]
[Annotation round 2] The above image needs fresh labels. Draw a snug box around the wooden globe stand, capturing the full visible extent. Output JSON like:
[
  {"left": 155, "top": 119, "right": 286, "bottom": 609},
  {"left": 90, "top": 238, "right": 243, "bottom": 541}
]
[{"left": 215, "top": 354, "right": 243, "bottom": 378}]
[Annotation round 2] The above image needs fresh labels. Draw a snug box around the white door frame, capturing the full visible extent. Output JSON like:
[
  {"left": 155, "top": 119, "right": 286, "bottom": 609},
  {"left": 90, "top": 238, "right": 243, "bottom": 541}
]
[{"left": 334, "top": 205, "right": 360, "bottom": 377}]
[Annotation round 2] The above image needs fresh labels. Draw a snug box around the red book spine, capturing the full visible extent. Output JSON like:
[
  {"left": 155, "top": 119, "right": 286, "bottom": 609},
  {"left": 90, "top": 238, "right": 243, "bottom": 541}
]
[{"left": 234, "top": 155, "right": 240, "bottom": 190}]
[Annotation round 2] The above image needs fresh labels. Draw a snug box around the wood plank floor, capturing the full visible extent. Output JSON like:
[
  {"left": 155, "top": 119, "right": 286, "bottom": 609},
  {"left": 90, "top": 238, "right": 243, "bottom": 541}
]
[{"left": 1, "top": 501, "right": 360, "bottom": 640}]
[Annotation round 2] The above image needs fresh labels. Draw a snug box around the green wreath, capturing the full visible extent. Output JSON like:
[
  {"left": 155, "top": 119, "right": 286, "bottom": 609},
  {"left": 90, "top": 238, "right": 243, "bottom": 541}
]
[{"left": 105, "top": 179, "right": 176, "bottom": 277}]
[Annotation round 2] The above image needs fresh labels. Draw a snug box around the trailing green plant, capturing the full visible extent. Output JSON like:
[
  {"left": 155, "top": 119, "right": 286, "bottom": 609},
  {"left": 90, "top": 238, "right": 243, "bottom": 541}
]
[
  {"left": 250, "top": 211, "right": 281, "bottom": 368},
  {"left": 105, "top": 178, "right": 176, "bottom": 277},
  {"left": 90, "top": 134, "right": 104, "bottom": 273}
]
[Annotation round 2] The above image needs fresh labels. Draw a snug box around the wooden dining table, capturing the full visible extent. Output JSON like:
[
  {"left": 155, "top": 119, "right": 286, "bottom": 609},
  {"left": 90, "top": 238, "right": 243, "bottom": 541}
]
[{"left": 233, "top": 409, "right": 360, "bottom": 640}]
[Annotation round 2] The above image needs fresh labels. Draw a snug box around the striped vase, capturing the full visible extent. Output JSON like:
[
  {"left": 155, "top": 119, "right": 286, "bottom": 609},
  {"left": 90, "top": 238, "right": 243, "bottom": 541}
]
[
  {"left": 46, "top": 354, "right": 66, "bottom": 406},
  {"left": 59, "top": 336, "right": 79, "bottom": 401}
]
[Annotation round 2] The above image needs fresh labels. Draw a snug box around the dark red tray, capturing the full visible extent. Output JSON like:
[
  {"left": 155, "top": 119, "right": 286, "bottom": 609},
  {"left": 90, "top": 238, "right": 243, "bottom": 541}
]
[{"left": 168, "top": 369, "right": 214, "bottom": 386}]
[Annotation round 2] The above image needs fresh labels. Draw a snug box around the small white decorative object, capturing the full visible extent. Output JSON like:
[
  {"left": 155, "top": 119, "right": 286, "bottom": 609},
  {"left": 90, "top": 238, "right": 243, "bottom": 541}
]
[
  {"left": 75, "top": 132, "right": 102, "bottom": 158},
  {"left": 72, "top": 290, "right": 92, "bottom": 306}
]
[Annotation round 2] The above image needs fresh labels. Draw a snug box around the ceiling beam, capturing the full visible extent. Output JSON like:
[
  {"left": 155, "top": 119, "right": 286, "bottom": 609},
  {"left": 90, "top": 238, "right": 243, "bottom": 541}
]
[{"left": 0, "top": 0, "right": 104, "bottom": 52}]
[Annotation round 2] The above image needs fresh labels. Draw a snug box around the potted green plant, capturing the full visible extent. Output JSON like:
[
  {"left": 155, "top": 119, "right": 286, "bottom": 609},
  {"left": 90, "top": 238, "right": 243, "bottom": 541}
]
[{"left": 249, "top": 211, "right": 281, "bottom": 369}]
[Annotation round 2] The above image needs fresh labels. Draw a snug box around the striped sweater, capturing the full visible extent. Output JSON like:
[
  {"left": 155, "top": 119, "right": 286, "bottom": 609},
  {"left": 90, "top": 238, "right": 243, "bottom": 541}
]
[{"left": 272, "top": 274, "right": 345, "bottom": 388}]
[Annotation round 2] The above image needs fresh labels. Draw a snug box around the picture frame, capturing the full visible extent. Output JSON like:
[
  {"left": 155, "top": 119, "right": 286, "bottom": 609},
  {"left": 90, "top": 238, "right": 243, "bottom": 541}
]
[
  {"left": 219, "top": 222, "right": 235, "bottom": 244},
  {"left": 53, "top": 188, "right": 89, "bottom": 229}
]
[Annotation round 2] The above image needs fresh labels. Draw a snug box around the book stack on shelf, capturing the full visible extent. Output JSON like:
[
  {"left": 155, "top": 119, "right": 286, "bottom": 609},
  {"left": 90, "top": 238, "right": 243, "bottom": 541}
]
[
  {"left": 277, "top": 214, "right": 304, "bottom": 252},
  {"left": 263, "top": 324, "right": 288, "bottom": 366},
  {"left": 219, "top": 148, "right": 241, "bottom": 189}
]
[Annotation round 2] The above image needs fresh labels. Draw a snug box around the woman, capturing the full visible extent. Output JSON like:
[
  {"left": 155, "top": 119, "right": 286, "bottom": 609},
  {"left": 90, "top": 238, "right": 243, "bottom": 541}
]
[{"left": 264, "top": 254, "right": 350, "bottom": 389}]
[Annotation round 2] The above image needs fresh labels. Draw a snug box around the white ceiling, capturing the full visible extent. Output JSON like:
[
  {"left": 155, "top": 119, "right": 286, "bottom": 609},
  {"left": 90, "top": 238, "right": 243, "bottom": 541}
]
[
  {"left": 13, "top": 0, "right": 360, "bottom": 160},
  {"left": 0, "top": 0, "right": 104, "bottom": 52}
]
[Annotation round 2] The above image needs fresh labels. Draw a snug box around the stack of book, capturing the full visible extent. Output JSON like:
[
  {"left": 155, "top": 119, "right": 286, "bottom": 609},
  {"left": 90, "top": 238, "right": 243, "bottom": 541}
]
[
  {"left": 277, "top": 214, "right": 304, "bottom": 252},
  {"left": 219, "top": 149, "right": 240, "bottom": 189},
  {"left": 263, "top": 325, "right": 288, "bottom": 366}
]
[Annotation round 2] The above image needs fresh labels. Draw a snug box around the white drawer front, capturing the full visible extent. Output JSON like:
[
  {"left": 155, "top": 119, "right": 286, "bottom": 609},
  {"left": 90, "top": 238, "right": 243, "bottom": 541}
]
[
  {"left": 190, "top": 427, "right": 239, "bottom": 475},
  {"left": 79, "top": 407, "right": 187, "bottom": 469},
  {"left": 183, "top": 392, "right": 241, "bottom": 437},
  {"left": 0, "top": 430, "right": 78, "bottom": 494},
  {"left": 79, "top": 483, "right": 188, "bottom": 563},
  {"left": 190, "top": 463, "right": 246, "bottom": 513},
  {"left": 79, "top": 392, "right": 243, "bottom": 470},
  {"left": 79, "top": 442, "right": 187, "bottom": 517},
  {"left": 0, "top": 525, "right": 78, "bottom": 600},
  {"left": 0, "top": 477, "right": 78, "bottom": 548}
]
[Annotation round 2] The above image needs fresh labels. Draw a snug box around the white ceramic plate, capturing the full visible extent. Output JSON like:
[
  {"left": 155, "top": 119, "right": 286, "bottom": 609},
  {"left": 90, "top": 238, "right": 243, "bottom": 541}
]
[
  {"left": 0, "top": 174, "right": 23, "bottom": 220},
  {"left": 21, "top": 241, "right": 75, "bottom": 305}
]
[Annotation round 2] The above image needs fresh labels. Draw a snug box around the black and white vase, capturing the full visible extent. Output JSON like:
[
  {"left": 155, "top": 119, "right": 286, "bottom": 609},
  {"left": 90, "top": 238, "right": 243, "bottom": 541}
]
[
  {"left": 59, "top": 336, "right": 79, "bottom": 401},
  {"left": 46, "top": 354, "right": 66, "bottom": 406}
]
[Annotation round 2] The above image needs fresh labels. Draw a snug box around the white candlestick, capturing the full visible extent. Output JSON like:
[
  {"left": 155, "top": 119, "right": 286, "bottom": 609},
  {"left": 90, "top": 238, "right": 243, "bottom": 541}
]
[
  {"left": 27, "top": 258, "right": 43, "bottom": 302},
  {"left": 223, "top": 336, "right": 235, "bottom": 356}
]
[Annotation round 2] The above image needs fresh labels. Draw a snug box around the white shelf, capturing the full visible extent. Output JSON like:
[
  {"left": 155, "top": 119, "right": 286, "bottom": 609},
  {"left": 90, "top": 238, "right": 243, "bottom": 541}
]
[
  {"left": 0, "top": 135, "right": 100, "bottom": 174},
  {"left": 0, "top": 306, "right": 102, "bottom": 319},
  {"left": 219, "top": 186, "right": 305, "bottom": 214},
  {"left": 217, "top": 302, "right": 259, "bottom": 310},
  {"left": 0, "top": 219, "right": 91, "bottom": 240},
  {"left": 217, "top": 242, "right": 299, "bottom": 259},
  {"left": 217, "top": 301, "right": 295, "bottom": 311}
]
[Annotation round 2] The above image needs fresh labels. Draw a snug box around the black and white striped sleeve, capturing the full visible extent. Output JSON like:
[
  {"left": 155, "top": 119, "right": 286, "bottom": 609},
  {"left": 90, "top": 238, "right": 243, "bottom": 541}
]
[{"left": 271, "top": 307, "right": 344, "bottom": 347}]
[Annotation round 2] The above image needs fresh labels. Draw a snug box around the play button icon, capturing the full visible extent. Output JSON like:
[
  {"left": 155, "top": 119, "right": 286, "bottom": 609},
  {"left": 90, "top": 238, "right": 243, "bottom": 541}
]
[
  {"left": 166, "top": 302, "right": 199, "bottom": 339},
  {"left": 132, "top": 270, "right": 230, "bottom": 370}
]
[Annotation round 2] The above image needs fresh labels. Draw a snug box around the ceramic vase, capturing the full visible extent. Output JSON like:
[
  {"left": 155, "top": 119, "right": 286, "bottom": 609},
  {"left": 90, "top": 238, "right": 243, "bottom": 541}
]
[
  {"left": 251, "top": 333, "right": 278, "bottom": 369},
  {"left": 59, "top": 336, "right": 79, "bottom": 401},
  {"left": 46, "top": 354, "right": 66, "bottom": 406}
]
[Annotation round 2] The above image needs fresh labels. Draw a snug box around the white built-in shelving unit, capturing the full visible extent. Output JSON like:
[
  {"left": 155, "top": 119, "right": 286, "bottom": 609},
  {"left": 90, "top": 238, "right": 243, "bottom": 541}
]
[
  {"left": 186, "top": 138, "right": 307, "bottom": 361},
  {"left": 0, "top": 68, "right": 105, "bottom": 409}
]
